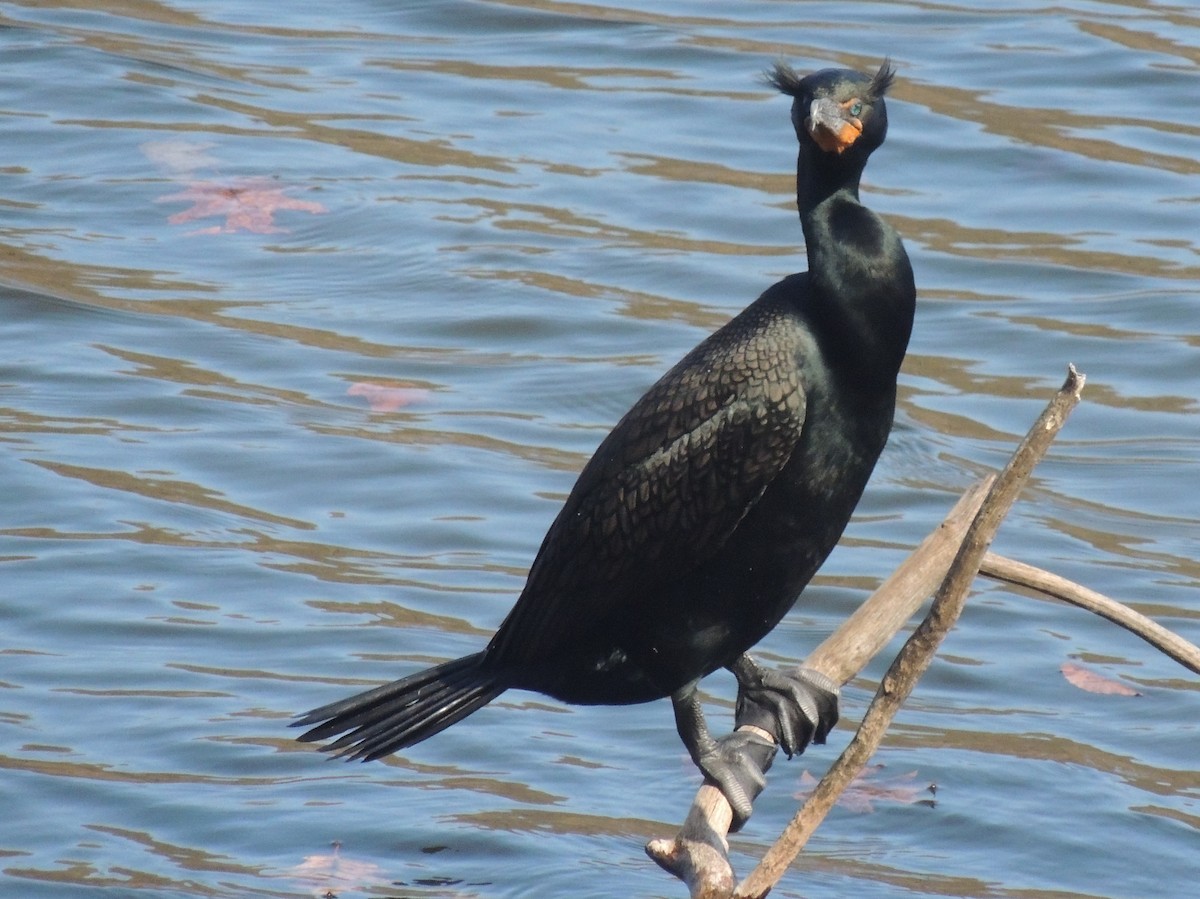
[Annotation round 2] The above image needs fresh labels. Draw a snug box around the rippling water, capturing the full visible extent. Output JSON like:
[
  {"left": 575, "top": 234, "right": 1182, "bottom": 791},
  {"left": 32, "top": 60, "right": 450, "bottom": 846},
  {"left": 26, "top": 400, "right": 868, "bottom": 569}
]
[{"left": 2, "top": 2, "right": 1197, "bottom": 897}]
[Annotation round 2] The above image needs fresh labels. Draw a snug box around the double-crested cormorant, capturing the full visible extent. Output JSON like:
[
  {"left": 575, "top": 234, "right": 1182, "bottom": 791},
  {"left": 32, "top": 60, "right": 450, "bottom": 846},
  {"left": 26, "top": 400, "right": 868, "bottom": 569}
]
[{"left": 296, "top": 62, "right": 914, "bottom": 826}]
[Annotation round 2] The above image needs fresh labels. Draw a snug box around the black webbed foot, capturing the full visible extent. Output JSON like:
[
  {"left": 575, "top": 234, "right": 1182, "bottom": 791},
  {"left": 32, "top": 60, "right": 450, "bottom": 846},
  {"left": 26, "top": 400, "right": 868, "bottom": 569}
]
[
  {"left": 693, "top": 728, "right": 777, "bottom": 830},
  {"left": 730, "top": 655, "right": 839, "bottom": 757},
  {"left": 671, "top": 681, "right": 778, "bottom": 830}
]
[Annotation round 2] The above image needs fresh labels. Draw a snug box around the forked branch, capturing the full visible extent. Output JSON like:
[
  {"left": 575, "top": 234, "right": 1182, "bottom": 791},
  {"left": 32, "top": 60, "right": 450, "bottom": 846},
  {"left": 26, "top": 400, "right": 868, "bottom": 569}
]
[
  {"left": 733, "top": 366, "right": 1086, "bottom": 898},
  {"left": 649, "top": 366, "right": 1093, "bottom": 898}
]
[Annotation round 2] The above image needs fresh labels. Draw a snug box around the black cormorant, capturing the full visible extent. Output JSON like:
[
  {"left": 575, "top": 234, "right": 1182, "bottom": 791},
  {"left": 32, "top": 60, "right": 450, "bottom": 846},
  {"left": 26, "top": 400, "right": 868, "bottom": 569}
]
[{"left": 296, "top": 61, "right": 915, "bottom": 827}]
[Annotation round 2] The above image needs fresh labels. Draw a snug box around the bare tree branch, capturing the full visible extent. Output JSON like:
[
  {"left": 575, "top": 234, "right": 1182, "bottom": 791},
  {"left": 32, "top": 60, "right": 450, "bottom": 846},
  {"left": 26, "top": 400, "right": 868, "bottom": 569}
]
[
  {"left": 733, "top": 365, "right": 1085, "bottom": 898},
  {"left": 980, "top": 553, "right": 1200, "bottom": 676},
  {"left": 645, "top": 477, "right": 994, "bottom": 893}
]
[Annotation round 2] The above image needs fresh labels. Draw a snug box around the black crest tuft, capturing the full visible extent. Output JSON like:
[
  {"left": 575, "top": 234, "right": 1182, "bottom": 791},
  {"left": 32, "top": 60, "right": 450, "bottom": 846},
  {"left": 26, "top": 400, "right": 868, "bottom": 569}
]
[
  {"left": 868, "top": 60, "right": 896, "bottom": 99},
  {"left": 764, "top": 61, "right": 804, "bottom": 97},
  {"left": 764, "top": 59, "right": 896, "bottom": 99}
]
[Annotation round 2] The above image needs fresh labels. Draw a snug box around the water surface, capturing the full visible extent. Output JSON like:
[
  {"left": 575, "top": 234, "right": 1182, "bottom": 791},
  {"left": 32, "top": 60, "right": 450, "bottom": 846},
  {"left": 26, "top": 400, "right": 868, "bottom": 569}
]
[{"left": 1, "top": 2, "right": 1197, "bottom": 897}]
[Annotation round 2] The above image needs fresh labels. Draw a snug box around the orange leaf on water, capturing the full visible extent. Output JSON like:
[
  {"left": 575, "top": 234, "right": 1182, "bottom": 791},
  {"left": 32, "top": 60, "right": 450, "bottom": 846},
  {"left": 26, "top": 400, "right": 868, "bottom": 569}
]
[{"left": 1060, "top": 662, "right": 1141, "bottom": 696}]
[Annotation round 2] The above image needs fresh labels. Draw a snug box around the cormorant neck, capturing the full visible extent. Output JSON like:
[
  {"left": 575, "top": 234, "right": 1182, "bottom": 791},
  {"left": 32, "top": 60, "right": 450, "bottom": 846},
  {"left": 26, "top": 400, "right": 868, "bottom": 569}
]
[
  {"left": 794, "top": 148, "right": 865, "bottom": 216},
  {"left": 793, "top": 153, "right": 916, "bottom": 391}
]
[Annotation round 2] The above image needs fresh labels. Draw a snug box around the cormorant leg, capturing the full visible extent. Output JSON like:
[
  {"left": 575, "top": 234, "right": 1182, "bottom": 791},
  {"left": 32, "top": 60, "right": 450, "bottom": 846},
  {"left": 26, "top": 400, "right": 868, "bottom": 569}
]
[
  {"left": 671, "top": 681, "right": 777, "bottom": 830},
  {"left": 729, "top": 654, "right": 839, "bottom": 758}
]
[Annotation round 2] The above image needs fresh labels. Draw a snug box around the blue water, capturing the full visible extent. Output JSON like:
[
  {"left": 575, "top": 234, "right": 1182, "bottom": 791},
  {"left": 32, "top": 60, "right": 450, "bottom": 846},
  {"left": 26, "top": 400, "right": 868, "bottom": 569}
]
[{"left": 1, "top": 2, "right": 1197, "bottom": 897}]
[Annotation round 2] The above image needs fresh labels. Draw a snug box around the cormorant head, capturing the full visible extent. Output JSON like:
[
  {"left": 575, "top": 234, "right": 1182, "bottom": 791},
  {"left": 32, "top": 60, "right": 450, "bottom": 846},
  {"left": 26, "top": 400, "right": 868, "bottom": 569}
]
[{"left": 766, "top": 62, "right": 895, "bottom": 161}]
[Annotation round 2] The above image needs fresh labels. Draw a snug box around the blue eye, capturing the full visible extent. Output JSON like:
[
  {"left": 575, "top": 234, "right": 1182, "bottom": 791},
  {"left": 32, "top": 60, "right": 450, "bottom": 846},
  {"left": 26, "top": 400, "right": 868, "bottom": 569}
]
[{"left": 849, "top": 102, "right": 863, "bottom": 117}]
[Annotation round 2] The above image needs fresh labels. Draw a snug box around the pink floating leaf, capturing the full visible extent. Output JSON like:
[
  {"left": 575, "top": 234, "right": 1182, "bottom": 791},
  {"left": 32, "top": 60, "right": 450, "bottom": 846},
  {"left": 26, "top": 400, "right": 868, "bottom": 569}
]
[
  {"left": 347, "top": 382, "right": 430, "bottom": 411},
  {"left": 287, "top": 842, "right": 384, "bottom": 896},
  {"left": 157, "top": 178, "right": 326, "bottom": 234},
  {"left": 796, "top": 764, "right": 936, "bottom": 813},
  {"left": 1061, "top": 662, "right": 1141, "bottom": 696}
]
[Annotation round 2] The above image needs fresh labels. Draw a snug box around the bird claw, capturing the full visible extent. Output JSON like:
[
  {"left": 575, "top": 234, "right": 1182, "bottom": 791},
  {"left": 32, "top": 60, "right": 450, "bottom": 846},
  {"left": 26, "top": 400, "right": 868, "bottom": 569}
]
[
  {"left": 733, "top": 661, "right": 839, "bottom": 758},
  {"left": 695, "top": 729, "right": 778, "bottom": 831}
]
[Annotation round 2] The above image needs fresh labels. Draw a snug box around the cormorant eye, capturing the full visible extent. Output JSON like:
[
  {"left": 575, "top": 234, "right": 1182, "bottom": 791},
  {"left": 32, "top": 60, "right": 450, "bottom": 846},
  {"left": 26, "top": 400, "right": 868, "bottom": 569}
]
[{"left": 849, "top": 101, "right": 863, "bottom": 118}]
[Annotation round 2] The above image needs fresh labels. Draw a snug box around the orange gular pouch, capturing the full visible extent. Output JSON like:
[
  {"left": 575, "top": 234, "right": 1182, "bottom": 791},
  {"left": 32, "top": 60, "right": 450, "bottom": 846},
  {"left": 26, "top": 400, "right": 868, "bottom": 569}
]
[{"left": 805, "top": 98, "right": 864, "bottom": 154}]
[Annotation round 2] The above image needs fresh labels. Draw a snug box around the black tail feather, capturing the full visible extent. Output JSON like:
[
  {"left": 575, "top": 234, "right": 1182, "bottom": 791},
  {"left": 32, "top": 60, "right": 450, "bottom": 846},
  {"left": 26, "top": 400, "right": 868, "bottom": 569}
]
[
  {"left": 324, "top": 678, "right": 468, "bottom": 753},
  {"left": 293, "top": 652, "right": 505, "bottom": 761},
  {"left": 353, "top": 680, "right": 501, "bottom": 761}
]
